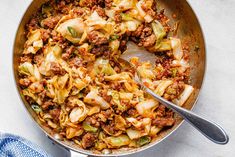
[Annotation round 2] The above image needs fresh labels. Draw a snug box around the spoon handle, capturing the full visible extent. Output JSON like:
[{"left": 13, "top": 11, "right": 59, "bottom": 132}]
[{"left": 144, "top": 87, "right": 229, "bottom": 144}]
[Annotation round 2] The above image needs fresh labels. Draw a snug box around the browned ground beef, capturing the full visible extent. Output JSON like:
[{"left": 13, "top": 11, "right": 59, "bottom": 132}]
[
  {"left": 82, "top": 133, "right": 96, "bottom": 149},
  {"left": 87, "top": 31, "right": 109, "bottom": 45}
]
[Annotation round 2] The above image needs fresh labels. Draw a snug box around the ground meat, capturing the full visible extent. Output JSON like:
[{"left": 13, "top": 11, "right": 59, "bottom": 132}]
[
  {"left": 27, "top": 17, "right": 40, "bottom": 30},
  {"left": 42, "top": 101, "right": 54, "bottom": 110},
  {"left": 119, "top": 35, "right": 129, "bottom": 52},
  {"left": 41, "top": 15, "right": 61, "bottom": 29},
  {"left": 155, "top": 105, "right": 166, "bottom": 117},
  {"left": 110, "top": 82, "right": 122, "bottom": 91},
  {"left": 62, "top": 45, "right": 75, "bottom": 60},
  {"left": 68, "top": 56, "right": 83, "bottom": 68},
  {"left": 101, "top": 109, "right": 113, "bottom": 119},
  {"left": 56, "top": 0, "right": 71, "bottom": 14},
  {"left": 114, "top": 13, "right": 122, "bottom": 23},
  {"left": 139, "top": 34, "right": 156, "bottom": 47},
  {"left": 92, "top": 6, "right": 106, "bottom": 18},
  {"left": 49, "top": 108, "right": 61, "bottom": 122},
  {"left": 102, "top": 122, "right": 115, "bottom": 135},
  {"left": 155, "top": 56, "right": 173, "bottom": 79},
  {"left": 50, "top": 62, "right": 66, "bottom": 75},
  {"left": 19, "top": 78, "right": 31, "bottom": 87},
  {"left": 72, "top": 7, "right": 86, "bottom": 17},
  {"left": 85, "top": 116, "right": 101, "bottom": 128},
  {"left": 100, "top": 89, "right": 112, "bottom": 102},
  {"left": 132, "top": 24, "right": 144, "bottom": 37},
  {"left": 156, "top": 9, "right": 171, "bottom": 33},
  {"left": 127, "top": 108, "right": 138, "bottom": 116},
  {"left": 82, "top": 133, "right": 96, "bottom": 149},
  {"left": 141, "top": 4, "right": 156, "bottom": 18},
  {"left": 152, "top": 117, "right": 175, "bottom": 127},
  {"left": 79, "top": 0, "right": 104, "bottom": 8},
  {"left": 90, "top": 45, "right": 110, "bottom": 56},
  {"left": 164, "top": 82, "right": 185, "bottom": 100},
  {"left": 33, "top": 53, "right": 44, "bottom": 66},
  {"left": 20, "top": 55, "right": 32, "bottom": 63},
  {"left": 87, "top": 31, "right": 109, "bottom": 45},
  {"left": 51, "top": 30, "right": 69, "bottom": 49},
  {"left": 132, "top": 25, "right": 156, "bottom": 47},
  {"left": 141, "top": 26, "right": 153, "bottom": 38},
  {"left": 41, "top": 29, "right": 51, "bottom": 42},
  {"left": 105, "top": 0, "right": 113, "bottom": 8}
]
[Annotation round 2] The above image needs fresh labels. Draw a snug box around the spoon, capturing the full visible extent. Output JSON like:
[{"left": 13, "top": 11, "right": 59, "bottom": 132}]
[{"left": 120, "top": 42, "right": 229, "bottom": 144}]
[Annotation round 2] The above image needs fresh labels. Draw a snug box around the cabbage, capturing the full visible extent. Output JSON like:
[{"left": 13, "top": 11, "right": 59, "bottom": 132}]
[
  {"left": 22, "top": 89, "right": 42, "bottom": 105},
  {"left": 136, "top": 0, "right": 153, "bottom": 23},
  {"left": 113, "top": 0, "right": 134, "bottom": 11},
  {"left": 156, "top": 39, "right": 172, "bottom": 52},
  {"left": 93, "top": 58, "right": 116, "bottom": 76},
  {"left": 19, "top": 62, "right": 34, "bottom": 76},
  {"left": 56, "top": 18, "right": 85, "bottom": 43},
  {"left": 38, "top": 44, "right": 63, "bottom": 76},
  {"left": 125, "top": 20, "right": 141, "bottom": 31},
  {"left": 88, "top": 106, "right": 100, "bottom": 116},
  {"left": 69, "top": 100, "right": 88, "bottom": 123},
  {"left": 82, "top": 122, "right": 98, "bottom": 132},
  {"left": 119, "top": 92, "right": 134, "bottom": 101},
  {"left": 126, "top": 117, "right": 151, "bottom": 134},
  {"left": 149, "top": 126, "right": 162, "bottom": 136},
  {"left": 95, "top": 142, "right": 107, "bottom": 150},
  {"left": 105, "top": 9, "right": 116, "bottom": 19},
  {"left": 137, "top": 62, "right": 155, "bottom": 80},
  {"left": 109, "top": 40, "right": 120, "bottom": 53},
  {"left": 48, "top": 74, "right": 73, "bottom": 104},
  {"left": 73, "top": 78, "right": 87, "bottom": 91},
  {"left": 170, "top": 37, "right": 183, "bottom": 60},
  {"left": 31, "top": 104, "right": 42, "bottom": 114},
  {"left": 135, "top": 99, "right": 159, "bottom": 117},
  {"left": 154, "top": 80, "right": 173, "bottom": 96},
  {"left": 136, "top": 136, "right": 151, "bottom": 146},
  {"left": 104, "top": 72, "right": 131, "bottom": 82},
  {"left": 26, "top": 29, "right": 41, "bottom": 46},
  {"left": 23, "top": 29, "right": 43, "bottom": 54},
  {"left": 47, "top": 120, "right": 57, "bottom": 129},
  {"left": 120, "top": 20, "right": 141, "bottom": 33},
  {"left": 151, "top": 20, "right": 166, "bottom": 47},
  {"left": 86, "top": 11, "right": 107, "bottom": 29},
  {"left": 126, "top": 9, "right": 143, "bottom": 21},
  {"left": 66, "top": 127, "right": 83, "bottom": 139},
  {"left": 29, "top": 82, "right": 44, "bottom": 93},
  {"left": 121, "top": 13, "right": 134, "bottom": 21},
  {"left": 57, "top": 74, "right": 69, "bottom": 89},
  {"left": 84, "top": 89, "right": 110, "bottom": 109},
  {"left": 126, "top": 129, "right": 142, "bottom": 140},
  {"left": 19, "top": 62, "right": 41, "bottom": 80},
  {"left": 171, "top": 59, "right": 189, "bottom": 73},
  {"left": 173, "top": 84, "right": 194, "bottom": 106},
  {"left": 107, "top": 90, "right": 127, "bottom": 112},
  {"left": 104, "top": 135, "right": 131, "bottom": 148},
  {"left": 115, "top": 115, "right": 127, "bottom": 131}
]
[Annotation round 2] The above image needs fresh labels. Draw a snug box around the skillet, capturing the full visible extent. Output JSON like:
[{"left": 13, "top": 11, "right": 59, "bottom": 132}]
[{"left": 13, "top": 0, "right": 206, "bottom": 156}]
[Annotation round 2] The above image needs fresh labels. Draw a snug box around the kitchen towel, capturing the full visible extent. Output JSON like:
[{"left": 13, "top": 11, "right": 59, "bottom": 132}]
[{"left": 0, "top": 132, "right": 52, "bottom": 157}]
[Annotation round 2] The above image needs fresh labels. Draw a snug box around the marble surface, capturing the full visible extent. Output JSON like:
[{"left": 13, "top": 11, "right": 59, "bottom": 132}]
[{"left": 0, "top": 0, "right": 234, "bottom": 156}]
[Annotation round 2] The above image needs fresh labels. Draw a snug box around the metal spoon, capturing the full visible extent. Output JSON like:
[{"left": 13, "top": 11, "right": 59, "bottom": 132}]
[{"left": 120, "top": 42, "right": 229, "bottom": 145}]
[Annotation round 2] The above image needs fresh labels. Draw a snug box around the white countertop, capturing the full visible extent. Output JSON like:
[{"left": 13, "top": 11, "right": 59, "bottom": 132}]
[{"left": 0, "top": 0, "right": 234, "bottom": 156}]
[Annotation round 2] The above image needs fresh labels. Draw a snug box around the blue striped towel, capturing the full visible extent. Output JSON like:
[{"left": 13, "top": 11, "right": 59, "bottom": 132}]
[{"left": 0, "top": 133, "right": 52, "bottom": 157}]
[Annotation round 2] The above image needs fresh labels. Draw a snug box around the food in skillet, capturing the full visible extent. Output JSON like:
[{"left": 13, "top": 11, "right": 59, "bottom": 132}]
[{"left": 18, "top": 0, "right": 194, "bottom": 152}]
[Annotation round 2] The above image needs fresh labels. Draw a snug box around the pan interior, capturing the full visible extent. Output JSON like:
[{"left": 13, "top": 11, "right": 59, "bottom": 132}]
[{"left": 13, "top": 0, "right": 205, "bottom": 156}]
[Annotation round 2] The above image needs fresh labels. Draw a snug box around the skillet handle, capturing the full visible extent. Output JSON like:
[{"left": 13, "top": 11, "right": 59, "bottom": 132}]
[{"left": 70, "top": 150, "right": 89, "bottom": 157}]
